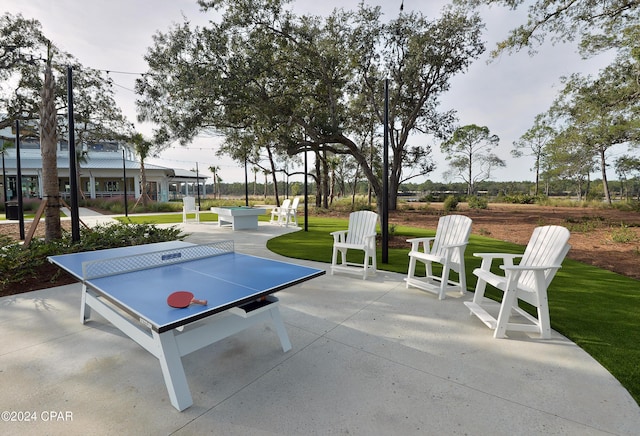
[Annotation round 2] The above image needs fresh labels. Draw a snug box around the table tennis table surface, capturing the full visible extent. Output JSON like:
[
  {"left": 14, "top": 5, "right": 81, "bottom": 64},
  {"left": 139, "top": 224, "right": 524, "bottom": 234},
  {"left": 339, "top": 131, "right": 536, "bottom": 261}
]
[{"left": 50, "top": 241, "right": 325, "bottom": 332}]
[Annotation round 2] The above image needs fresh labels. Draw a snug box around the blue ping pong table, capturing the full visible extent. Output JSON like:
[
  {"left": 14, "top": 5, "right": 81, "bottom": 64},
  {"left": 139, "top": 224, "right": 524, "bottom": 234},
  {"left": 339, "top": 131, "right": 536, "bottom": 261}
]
[{"left": 48, "top": 240, "right": 325, "bottom": 411}]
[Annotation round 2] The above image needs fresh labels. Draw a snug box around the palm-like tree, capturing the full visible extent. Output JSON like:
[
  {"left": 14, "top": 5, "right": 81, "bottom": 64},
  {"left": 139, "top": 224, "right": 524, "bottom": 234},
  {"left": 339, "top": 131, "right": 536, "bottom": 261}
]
[
  {"left": 209, "top": 165, "right": 220, "bottom": 199},
  {"left": 252, "top": 166, "right": 260, "bottom": 196},
  {"left": 132, "top": 133, "right": 153, "bottom": 207},
  {"left": 40, "top": 44, "right": 61, "bottom": 241}
]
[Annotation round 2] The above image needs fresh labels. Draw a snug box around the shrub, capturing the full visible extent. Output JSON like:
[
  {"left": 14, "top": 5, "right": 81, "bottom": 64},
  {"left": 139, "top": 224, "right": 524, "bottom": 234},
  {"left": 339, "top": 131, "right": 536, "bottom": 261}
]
[
  {"left": 467, "top": 196, "right": 488, "bottom": 209},
  {"left": 612, "top": 201, "right": 640, "bottom": 212},
  {"left": 610, "top": 224, "right": 638, "bottom": 243},
  {"left": 0, "top": 222, "right": 186, "bottom": 294},
  {"left": 563, "top": 216, "right": 605, "bottom": 233},
  {"left": 586, "top": 191, "right": 603, "bottom": 201},
  {"left": 501, "top": 193, "right": 536, "bottom": 204},
  {"left": 443, "top": 195, "right": 458, "bottom": 213}
]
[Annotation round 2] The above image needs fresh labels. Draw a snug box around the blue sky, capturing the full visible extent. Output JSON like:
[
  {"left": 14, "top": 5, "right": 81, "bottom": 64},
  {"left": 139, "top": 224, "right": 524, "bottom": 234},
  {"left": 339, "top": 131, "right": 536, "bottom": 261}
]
[{"left": 3, "top": 0, "right": 616, "bottom": 184}]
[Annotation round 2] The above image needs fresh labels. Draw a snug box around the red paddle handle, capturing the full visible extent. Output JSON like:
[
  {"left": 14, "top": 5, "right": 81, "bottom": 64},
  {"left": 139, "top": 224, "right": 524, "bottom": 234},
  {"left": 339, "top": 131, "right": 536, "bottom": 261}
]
[{"left": 191, "top": 298, "right": 207, "bottom": 305}]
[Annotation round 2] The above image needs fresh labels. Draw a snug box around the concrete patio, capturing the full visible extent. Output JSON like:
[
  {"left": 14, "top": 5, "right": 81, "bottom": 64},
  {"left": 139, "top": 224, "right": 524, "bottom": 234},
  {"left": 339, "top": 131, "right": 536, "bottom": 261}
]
[{"left": 1, "top": 217, "right": 639, "bottom": 435}]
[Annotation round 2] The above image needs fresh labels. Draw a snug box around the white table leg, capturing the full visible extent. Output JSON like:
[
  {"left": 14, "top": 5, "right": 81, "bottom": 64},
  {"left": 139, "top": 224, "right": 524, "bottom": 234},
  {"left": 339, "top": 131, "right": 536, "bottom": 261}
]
[
  {"left": 154, "top": 330, "right": 193, "bottom": 411},
  {"left": 80, "top": 283, "right": 92, "bottom": 324},
  {"left": 269, "top": 306, "right": 292, "bottom": 352}
]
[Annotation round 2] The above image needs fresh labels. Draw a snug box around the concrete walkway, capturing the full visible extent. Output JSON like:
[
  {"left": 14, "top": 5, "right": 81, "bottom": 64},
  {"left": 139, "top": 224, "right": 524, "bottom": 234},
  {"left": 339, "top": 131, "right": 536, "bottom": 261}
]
[
  {"left": 59, "top": 206, "right": 120, "bottom": 226},
  {"left": 1, "top": 218, "right": 639, "bottom": 435}
]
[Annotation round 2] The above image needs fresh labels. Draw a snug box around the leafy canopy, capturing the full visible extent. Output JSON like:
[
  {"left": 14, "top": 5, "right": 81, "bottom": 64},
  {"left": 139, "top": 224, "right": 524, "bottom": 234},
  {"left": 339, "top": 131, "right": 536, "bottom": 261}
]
[
  {"left": 136, "top": 0, "right": 486, "bottom": 209},
  {"left": 455, "top": 0, "right": 640, "bottom": 58}
]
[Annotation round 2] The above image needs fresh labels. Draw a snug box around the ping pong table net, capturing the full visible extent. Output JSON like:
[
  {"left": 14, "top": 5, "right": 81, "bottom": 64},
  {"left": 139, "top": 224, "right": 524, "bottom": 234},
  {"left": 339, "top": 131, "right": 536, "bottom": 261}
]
[{"left": 81, "top": 240, "right": 235, "bottom": 280}]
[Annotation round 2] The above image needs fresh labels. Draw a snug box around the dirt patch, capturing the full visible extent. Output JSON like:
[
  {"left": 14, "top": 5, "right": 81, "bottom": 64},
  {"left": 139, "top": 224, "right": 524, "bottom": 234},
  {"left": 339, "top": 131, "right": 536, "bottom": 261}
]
[{"left": 388, "top": 203, "right": 640, "bottom": 280}]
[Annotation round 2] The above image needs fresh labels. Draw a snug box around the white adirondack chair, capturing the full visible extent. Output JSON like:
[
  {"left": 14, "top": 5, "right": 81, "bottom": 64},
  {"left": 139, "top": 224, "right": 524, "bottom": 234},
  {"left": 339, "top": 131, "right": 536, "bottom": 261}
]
[
  {"left": 270, "top": 198, "right": 291, "bottom": 225},
  {"left": 284, "top": 197, "right": 300, "bottom": 227},
  {"left": 464, "top": 225, "right": 571, "bottom": 339},
  {"left": 330, "top": 210, "right": 378, "bottom": 280},
  {"left": 182, "top": 196, "right": 200, "bottom": 223},
  {"left": 404, "top": 215, "right": 472, "bottom": 300}
]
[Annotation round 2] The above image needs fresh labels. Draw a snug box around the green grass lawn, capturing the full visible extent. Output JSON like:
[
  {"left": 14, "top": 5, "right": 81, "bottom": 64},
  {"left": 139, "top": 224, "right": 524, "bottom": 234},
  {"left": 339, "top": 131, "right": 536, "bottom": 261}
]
[
  {"left": 119, "top": 213, "right": 640, "bottom": 405},
  {"left": 1, "top": 213, "right": 37, "bottom": 220}
]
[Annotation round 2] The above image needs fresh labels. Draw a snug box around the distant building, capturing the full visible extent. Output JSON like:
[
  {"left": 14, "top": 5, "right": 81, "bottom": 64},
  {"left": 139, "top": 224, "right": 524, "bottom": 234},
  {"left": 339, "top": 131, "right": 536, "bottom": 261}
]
[{"left": 0, "top": 127, "right": 206, "bottom": 203}]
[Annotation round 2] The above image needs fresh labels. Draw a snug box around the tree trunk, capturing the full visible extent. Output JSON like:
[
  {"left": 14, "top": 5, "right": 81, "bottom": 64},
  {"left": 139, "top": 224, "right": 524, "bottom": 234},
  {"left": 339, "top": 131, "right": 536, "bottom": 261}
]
[
  {"left": 263, "top": 173, "right": 267, "bottom": 199},
  {"left": 253, "top": 172, "right": 257, "bottom": 196},
  {"left": 322, "top": 151, "right": 329, "bottom": 209},
  {"left": 600, "top": 147, "right": 611, "bottom": 204},
  {"left": 141, "top": 160, "right": 148, "bottom": 207},
  {"left": 213, "top": 170, "right": 218, "bottom": 199},
  {"left": 265, "top": 145, "right": 280, "bottom": 205},
  {"left": 468, "top": 150, "right": 473, "bottom": 196},
  {"left": 40, "top": 49, "right": 61, "bottom": 242},
  {"left": 315, "top": 151, "right": 322, "bottom": 208},
  {"left": 351, "top": 164, "right": 360, "bottom": 208},
  {"left": 534, "top": 157, "right": 540, "bottom": 196}
]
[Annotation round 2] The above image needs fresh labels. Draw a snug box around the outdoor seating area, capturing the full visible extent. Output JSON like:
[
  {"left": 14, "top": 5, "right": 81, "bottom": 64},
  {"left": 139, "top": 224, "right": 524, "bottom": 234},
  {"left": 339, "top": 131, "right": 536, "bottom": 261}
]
[
  {"left": 269, "top": 197, "right": 300, "bottom": 227},
  {"left": 1, "top": 211, "right": 639, "bottom": 434}
]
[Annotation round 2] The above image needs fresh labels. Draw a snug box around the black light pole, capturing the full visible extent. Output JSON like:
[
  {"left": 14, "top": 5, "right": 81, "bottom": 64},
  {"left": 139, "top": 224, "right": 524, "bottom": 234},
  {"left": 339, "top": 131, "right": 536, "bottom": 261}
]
[
  {"left": 67, "top": 66, "right": 80, "bottom": 242},
  {"left": 15, "top": 120, "right": 25, "bottom": 240},
  {"left": 244, "top": 155, "right": 249, "bottom": 206},
  {"left": 304, "top": 145, "right": 308, "bottom": 232},
  {"left": 382, "top": 79, "right": 389, "bottom": 263},
  {"left": 2, "top": 148, "right": 7, "bottom": 204},
  {"left": 122, "top": 149, "right": 128, "bottom": 217},
  {"left": 195, "top": 162, "right": 201, "bottom": 207}
]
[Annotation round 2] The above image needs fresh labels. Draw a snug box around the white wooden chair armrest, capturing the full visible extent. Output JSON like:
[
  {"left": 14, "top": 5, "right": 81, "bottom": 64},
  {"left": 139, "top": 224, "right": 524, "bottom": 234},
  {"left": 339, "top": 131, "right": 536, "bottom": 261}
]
[
  {"left": 406, "top": 237, "right": 435, "bottom": 243},
  {"left": 441, "top": 242, "right": 468, "bottom": 249},
  {"left": 474, "top": 252, "right": 522, "bottom": 270},
  {"left": 330, "top": 230, "right": 348, "bottom": 243},
  {"left": 500, "top": 264, "right": 562, "bottom": 272},
  {"left": 499, "top": 264, "right": 563, "bottom": 291},
  {"left": 473, "top": 253, "right": 522, "bottom": 260},
  {"left": 406, "top": 237, "right": 435, "bottom": 252}
]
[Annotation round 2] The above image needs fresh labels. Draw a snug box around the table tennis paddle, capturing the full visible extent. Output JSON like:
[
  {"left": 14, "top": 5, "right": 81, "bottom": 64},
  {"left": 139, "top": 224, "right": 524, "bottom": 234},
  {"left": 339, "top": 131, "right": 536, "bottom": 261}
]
[{"left": 167, "top": 291, "right": 207, "bottom": 308}]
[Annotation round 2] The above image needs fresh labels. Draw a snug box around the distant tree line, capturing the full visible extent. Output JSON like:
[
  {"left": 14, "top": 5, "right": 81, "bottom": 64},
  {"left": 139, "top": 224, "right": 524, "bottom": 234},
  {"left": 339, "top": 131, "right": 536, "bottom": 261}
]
[{"left": 200, "top": 177, "right": 640, "bottom": 203}]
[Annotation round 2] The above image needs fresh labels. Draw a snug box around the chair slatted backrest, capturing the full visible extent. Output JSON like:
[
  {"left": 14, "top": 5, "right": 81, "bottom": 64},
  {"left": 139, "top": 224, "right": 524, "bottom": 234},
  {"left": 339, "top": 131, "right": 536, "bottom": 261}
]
[
  {"left": 346, "top": 211, "right": 378, "bottom": 245},
  {"left": 279, "top": 198, "right": 291, "bottom": 210},
  {"left": 290, "top": 197, "right": 299, "bottom": 210},
  {"left": 518, "top": 225, "right": 571, "bottom": 291},
  {"left": 183, "top": 196, "right": 196, "bottom": 211},
  {"left": 431, "top": 215, "right": 472, "bottom": 264}
]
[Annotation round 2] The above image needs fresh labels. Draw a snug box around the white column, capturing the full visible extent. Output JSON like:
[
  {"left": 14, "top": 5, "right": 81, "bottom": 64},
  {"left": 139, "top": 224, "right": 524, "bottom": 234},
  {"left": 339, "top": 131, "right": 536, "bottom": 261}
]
[
  {"left": 89, "top": 173, "right": 96, "bottom": 199},
  {"left": 134, "top": 174, "right": 140, "bottom": 198}
]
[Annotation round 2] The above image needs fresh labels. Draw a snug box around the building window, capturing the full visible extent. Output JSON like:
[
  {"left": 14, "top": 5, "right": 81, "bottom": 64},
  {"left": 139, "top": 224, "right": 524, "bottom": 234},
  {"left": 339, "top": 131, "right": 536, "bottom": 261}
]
[
  {"left": 105, "top": 181, "right": 120, "bottom": 192},
  {"left": 88, "top": 142, "right": 120, "bottom": 152}
]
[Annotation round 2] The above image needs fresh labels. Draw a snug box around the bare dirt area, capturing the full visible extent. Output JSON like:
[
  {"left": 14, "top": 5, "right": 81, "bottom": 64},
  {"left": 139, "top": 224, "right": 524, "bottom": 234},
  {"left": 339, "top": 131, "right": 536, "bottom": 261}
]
[
  {"left": 1, "top": 203, "right": 639, "bottom": 296},
  {"left": 389, "top": 203, "right": 640, "bottom": 280}
]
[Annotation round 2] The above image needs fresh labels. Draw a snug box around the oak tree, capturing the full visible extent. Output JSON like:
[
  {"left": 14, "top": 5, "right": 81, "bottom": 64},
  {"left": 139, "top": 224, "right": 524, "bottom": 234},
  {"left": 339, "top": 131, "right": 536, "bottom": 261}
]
[{"left": 136, "top": 0, "right": 485, "bottom": 211}]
